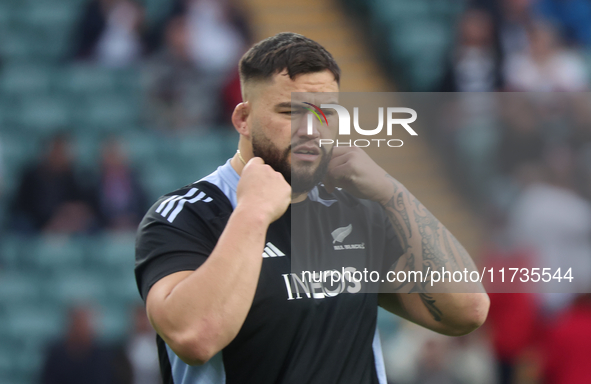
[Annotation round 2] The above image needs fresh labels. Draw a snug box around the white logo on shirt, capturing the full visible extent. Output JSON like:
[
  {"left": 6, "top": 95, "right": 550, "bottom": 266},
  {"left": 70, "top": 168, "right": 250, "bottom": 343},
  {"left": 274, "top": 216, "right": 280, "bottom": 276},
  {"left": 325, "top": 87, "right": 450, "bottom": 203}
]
[
  {"left": 331, "top": 224, "right": 365, "bottom": 251},
  {"left": 262, "top": 242, "right": 285, "bottom": 258},
  {"left": 156, "top": 188, "right": 212, "bottom": 223},
  {"left": 331, "top": 224, "right": 352, "bottom": 243}
]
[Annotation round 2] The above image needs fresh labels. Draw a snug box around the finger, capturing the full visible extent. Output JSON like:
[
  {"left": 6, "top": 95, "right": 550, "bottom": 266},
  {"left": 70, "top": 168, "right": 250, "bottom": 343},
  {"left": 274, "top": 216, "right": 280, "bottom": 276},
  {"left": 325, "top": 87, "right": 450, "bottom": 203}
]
[
  {"left": 324, "top": 161, "right": 351, "bottom": 192},
  {"left": 248, "top": 157, "right": 264, "bottom": 165},
  {"left": 331, "top": 146, "right": 356, "bottom": 157},
  {"left": 326, "top": 162, "right": 351, "bottom": 183},
  {"left": 327, "top": 150, "right": 351, "bottom": 171}
]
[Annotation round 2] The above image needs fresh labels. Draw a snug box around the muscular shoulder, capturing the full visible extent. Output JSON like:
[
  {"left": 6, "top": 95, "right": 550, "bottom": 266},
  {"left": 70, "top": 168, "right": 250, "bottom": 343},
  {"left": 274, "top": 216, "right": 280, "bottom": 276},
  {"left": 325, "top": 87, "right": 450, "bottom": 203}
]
[
  {"left": 135, "top": 180, "right": 234, "bottom": 300},
  {"left": 140, "top": 180, "right": 233, "bottom": 234}
]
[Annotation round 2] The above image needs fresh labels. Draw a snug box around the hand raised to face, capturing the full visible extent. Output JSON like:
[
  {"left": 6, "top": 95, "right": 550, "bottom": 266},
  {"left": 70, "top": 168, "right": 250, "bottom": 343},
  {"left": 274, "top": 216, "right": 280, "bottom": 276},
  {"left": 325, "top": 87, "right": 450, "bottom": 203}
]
[{"left": 323, "top": 147, "right": 394, "bottom": 205}]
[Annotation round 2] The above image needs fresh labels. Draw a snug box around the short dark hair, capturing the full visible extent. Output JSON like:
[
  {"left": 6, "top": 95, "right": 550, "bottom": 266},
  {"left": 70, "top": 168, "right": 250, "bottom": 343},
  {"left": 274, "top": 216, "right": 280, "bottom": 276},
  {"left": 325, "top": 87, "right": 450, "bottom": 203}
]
[{"left": 239, "top": 32, "right": 340, "bottom": 92}]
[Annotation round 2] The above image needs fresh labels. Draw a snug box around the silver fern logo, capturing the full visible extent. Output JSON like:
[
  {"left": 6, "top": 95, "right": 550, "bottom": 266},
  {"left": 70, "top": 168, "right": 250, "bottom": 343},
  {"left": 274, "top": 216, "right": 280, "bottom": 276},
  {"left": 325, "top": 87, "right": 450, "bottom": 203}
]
[{"left": 331, "top": 224, "right": 353, "bottom": 244}]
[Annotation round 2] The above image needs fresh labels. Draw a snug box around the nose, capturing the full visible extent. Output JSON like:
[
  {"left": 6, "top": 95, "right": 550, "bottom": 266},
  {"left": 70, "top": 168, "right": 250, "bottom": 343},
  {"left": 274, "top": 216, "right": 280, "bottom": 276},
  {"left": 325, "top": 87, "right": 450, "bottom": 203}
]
[{"left": 294, "top": 113, "right": 321, "bottom": 140}]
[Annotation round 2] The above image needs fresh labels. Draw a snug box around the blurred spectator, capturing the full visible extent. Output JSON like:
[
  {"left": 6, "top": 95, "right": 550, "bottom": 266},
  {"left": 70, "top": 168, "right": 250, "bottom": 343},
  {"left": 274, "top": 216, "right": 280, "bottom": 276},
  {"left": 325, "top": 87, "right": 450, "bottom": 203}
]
[
  {"left": 382, "top": 322, "right": 496, "bottom": 384},
  {"left": 498, "top": 0, "right": 534, "bottom": 57},
  {"left": 441, "top": 9, "right": 504, "bottom": 92},
  {"left": 11, "top": 134, "right": 96, "bottom": 234},
  {"left": 221, "top": 68, "right": 245, "bottom": 122},
  {"left": 508, "top": 146, "right": 591, "bottom": 313},
  {"left": 71, "top": 0, "right": 146, "bottom": 67},
  {"left": 487, "top": 292, "right": 541, "bottom": 384},
  {"left": 40, "top": 306, "right": 113, "bottom": 384},
  {"left": 504, "top": 20, "right": 589, "bottom": 91},
  {"left": 170, "top": 0, "right": 250, "bottom": 73},
  {"left": 125, "top": 306, "right": 161, "bottom": 384},
  {"left": 143, "top": 15, "right": 223, "bottom": 131},
  {"left": 497, "top": 97, "right": 545, "bottom": 175},
  {"left": 482, "top": 228, "right": 541, "bottom": 384},
  {"left": 414, "top": 337, "right": 462, "bottom": 384},
  {"left": 540, "top": 294, "right": 591, "bottom": 383},
  {"left": 94, "top": 138, "right": 147, "bottom": 231},
  {"left": 535, "top": 0, "right": 591, "bottom": 46}
]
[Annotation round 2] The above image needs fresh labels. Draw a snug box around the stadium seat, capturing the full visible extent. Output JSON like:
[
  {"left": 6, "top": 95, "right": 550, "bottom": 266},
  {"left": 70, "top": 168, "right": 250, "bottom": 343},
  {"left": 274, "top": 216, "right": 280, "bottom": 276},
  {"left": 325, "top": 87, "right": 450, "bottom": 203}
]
[
  {"left": 18, "top": 2, "right": 77, "bottom": 30},
  {"left": 17, "top": 96, "right": 72, "bottom": 132},
  {"left": 0, "top": 3, "right": 12, "bottom": 26},
  {"left": 386, "top": 19, "right": 452, "bottom": 90},
  {"left": 0, "top": 236, "right": 23, "bottom": 268},
  {"left": 140, "top": 162, "right": 179, "bottom": 201},
  {"left": 29, "top": 236, "right": 85, "bottom": 270},
  {"left": 0, "top": 64, "right": 52, "bottom": 95},
  {"left": 46, "top": 269, "right": 108, "bottom": 304},
  {"left": 0, "top": 132, "right": 39, "bottom": 173},
  {"left": 78, "top": 94, "right": 139, "bottom": 132},
  {"left": 89, "top": 232, "right": 136, "bottom": 270},
  {"left": 0, "top": 344, "right": 20, "bottom": 383},
  {"left": 144, "top": 0, "right": 174, "bottom": 25},
  {"left": 2, "top": 304, "right": 64, "bottom": 342},
  {"left": 0, "top": 32, "right": 39, "bottom": 62},
  {"left": 388, "top": 19, "right": 450, "bottom": 60},
  {"left": 97, "top": 303, "right": 131, "bottom": 341},
  {"left": 106, "top": 270, "right": 142, "bottom": 304},
  {"left": 60, "top": 66, "right": 117, "bottom": 94},
  {"left": 120, "top": 131, "right": 160, "bottom": 164},
  {"left": 72, "top": 133, "right": 101, "bottom": 171},
  {"left": 12, "top": 342, "right": 45, "bottom": 384},
  {"left": 0, "top": 271, "right": 41, "bottom": 304},
  {"left": 113, "top": 68, "right": 143, "bottom": 93},
  {"left": 370, "top": 0, "right": 430, "bottom": 26}
]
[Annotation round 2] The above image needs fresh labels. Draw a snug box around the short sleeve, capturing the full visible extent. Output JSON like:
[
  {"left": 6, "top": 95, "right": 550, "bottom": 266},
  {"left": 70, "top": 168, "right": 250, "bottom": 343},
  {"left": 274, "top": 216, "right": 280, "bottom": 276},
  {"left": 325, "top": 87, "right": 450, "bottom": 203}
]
[{"left": 134, "top": 182, "right": 232, "bottom": 300}]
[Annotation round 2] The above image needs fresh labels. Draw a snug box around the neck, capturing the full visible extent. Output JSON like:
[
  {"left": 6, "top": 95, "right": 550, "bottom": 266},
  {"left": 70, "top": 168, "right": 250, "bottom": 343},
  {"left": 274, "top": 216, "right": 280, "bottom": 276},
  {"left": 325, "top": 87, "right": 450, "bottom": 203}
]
[
  {"left": 231, "top": 139, "right": 308, "bottom": 204},
  {"left": 230, "top": 154, "right": 245, "bottom": 175},
  {"left": 291, "top": 192, "right": 307, "bottom": 203}
]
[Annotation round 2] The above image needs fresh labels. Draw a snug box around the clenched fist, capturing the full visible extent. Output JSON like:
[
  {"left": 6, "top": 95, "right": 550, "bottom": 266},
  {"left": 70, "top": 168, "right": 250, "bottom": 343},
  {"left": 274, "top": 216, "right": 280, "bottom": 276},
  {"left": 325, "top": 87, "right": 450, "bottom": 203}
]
[{"left": 236, "top": 157, "right": 291, "bottom": 224}]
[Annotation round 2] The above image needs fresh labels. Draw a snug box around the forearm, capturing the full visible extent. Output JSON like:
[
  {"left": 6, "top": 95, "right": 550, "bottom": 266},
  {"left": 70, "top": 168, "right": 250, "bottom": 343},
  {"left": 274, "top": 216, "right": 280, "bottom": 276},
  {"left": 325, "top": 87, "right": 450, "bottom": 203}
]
[
  {"left": 380, "top": 175, "right": 479, "bottom": 274},
  {"left": 379, "top": 175, "right": 488, "bottom": 331},
  {"left": 148, "top": 205, "right": 269, "bottom": 364}
]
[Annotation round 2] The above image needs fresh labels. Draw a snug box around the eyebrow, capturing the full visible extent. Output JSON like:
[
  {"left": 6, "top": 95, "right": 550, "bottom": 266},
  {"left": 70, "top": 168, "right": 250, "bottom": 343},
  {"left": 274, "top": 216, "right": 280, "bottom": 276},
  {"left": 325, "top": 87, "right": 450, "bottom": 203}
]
[
  {"left": 274, "top": 102, "right": 293, "bottom": 109},
  {"left": 274, "top": 101, "right": 339, "bottom": 109}
]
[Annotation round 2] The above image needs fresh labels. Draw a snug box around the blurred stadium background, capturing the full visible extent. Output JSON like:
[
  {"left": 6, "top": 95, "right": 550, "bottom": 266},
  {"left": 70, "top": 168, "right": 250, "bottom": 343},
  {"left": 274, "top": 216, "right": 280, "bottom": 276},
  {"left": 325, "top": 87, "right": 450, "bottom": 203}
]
[{"left": 1, "top": 0, "right": 591, "bottom": 383}]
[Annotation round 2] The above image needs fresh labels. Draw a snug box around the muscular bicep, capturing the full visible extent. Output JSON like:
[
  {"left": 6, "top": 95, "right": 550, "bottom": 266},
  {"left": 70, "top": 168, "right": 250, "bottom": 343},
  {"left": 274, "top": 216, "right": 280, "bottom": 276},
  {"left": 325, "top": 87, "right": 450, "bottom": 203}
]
[{"left": 146, "top": 270, "right": 194, "bottom": 335}]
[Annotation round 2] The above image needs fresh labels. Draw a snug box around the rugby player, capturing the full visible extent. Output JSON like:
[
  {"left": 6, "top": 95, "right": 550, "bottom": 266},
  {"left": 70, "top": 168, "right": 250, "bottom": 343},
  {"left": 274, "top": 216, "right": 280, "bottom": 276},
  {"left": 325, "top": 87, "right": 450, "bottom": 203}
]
[{"left": 135, "top": 32, "right": 489, "bottom": 384}]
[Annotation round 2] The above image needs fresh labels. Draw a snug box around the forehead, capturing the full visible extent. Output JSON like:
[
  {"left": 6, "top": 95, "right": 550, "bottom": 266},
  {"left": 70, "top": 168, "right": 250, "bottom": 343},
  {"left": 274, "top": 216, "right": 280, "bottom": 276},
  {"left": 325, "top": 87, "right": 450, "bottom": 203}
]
[{"left": 254, "top": 70, "right": 339, "bottom": 106}]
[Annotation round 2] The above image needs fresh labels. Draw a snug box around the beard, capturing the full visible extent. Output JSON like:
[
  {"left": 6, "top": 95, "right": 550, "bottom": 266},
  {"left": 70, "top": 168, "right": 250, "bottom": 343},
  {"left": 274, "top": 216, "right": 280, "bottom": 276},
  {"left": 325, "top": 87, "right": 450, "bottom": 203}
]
[{"left": 251, "top": 130, "right": 332, "bottom": 194}]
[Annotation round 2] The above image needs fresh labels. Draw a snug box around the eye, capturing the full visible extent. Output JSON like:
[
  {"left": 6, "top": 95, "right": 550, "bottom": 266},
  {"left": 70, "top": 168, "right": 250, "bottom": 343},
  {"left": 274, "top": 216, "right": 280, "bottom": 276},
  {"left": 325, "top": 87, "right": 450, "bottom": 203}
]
[{"left": 281, "top": 109, "right": 305, "bottom": 116}]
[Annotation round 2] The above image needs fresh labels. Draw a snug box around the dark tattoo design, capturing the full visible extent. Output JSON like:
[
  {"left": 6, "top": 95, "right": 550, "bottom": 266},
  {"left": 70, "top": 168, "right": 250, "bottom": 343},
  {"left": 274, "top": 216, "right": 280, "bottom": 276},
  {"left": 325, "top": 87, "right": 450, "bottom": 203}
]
[
  {"left": 419, "top": 293, "right": 443, "bottom": 321},
  {"left": 381, "top": 173, "right": 478, "bottom": 323},
  {"left": 383, "top": 177, "right": 412, "bottom": 253},
  {"left": 413, "top": 206, "right": 446, "bottom": 272},
  {"left": 442, "top": 231, "right": 459, "bottom": 270},
  {"left": 396, "top": 192, "right": 412, "bottom": 238},
  {"left": 384, "top": 199, "right": 411, "bottom": 253}
]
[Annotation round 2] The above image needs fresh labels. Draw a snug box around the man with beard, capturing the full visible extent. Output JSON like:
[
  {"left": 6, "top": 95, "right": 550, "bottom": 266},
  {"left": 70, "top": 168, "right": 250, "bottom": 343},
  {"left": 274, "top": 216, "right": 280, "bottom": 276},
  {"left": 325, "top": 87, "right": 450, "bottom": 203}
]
[{"left": 135, "top": 33, "right": 489, "bottom": 384}]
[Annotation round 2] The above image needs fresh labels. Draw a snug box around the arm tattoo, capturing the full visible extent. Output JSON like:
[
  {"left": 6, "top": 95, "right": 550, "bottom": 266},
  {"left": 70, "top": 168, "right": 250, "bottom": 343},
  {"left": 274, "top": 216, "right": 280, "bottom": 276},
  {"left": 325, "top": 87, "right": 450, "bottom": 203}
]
[
  {"left": 418, "top": 293, "right": 443, "bottom": 321},
  {"left": 381, "top": 174, "right": 477, "bottom": 322},
  {"left": 383, "top": 192, "right": 412, "bottom": 253},
  {"left": 413, "top": 205, "right": 446, "bottom": 273}
]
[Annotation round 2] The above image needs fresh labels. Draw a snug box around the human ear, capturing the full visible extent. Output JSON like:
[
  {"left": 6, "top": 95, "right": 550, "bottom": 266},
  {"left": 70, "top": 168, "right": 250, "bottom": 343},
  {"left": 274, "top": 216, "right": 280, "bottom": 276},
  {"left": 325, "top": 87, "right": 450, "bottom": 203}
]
[{"left": 232, "top": 102, "right": 251, "bottom": 138}]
